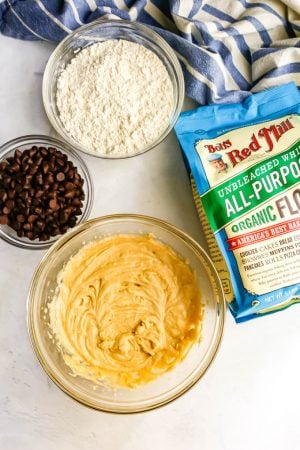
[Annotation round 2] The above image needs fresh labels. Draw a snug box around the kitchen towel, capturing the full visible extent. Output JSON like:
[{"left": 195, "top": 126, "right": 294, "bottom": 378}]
[{"left": 0, "top": 0, "right": 300, "bottom": 104}]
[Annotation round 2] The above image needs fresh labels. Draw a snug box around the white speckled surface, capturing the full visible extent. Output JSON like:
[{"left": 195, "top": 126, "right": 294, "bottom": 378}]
[{"left": 0, "top": 35, "right": 299, "bottom": 450}]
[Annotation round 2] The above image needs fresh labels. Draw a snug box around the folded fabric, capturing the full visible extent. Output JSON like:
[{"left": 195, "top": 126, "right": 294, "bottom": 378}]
[{"left": 0, "top": 0, "right": 300, "bottom": 104}]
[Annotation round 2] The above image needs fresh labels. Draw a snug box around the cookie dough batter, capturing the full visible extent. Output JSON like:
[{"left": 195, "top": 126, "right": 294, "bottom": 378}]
[{"left": 49, "top": 235, "right": 203, "bottom": 388}]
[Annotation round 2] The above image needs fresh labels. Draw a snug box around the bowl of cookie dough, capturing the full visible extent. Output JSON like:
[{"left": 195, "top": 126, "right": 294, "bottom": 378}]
[
  {"left": 27, "top": 214, "right": 225, "bottom": 413},
  {"left": 43, "top": 20, "right": 184, "bottom": 159}
]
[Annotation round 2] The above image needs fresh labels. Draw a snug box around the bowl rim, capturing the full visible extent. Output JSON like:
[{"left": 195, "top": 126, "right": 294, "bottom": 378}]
[
  {"left": 42, "top": 19, "right": 185, "bottom": 159},
  {"left": 27, "top": 213, "right": 226, "bottom": 413},
  {"left": 0, "top": 134, "right": 94, "bottom": 250}
]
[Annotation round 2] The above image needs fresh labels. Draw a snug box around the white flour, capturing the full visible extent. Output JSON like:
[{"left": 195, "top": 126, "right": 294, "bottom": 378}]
[{"left": 56, "top": 40, "right": 174, "bottom": 156}]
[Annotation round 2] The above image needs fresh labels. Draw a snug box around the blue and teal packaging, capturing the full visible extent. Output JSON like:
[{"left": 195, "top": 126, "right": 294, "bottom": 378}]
[{"left": 175, "top": 82, "right": 300, "bottom": 322}]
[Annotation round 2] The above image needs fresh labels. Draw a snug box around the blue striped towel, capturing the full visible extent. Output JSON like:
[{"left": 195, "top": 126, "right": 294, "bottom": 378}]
[{"left": 1, "top": 0, "right": 300, "bottom": 104}]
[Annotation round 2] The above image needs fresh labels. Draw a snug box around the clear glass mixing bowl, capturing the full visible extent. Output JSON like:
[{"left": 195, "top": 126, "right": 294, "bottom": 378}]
[
  {"left": 27, "top": 215, "right": 225, "bottom": 413},
  {"left": 42, "top": 19, "right": 184, "bottom": 159}
]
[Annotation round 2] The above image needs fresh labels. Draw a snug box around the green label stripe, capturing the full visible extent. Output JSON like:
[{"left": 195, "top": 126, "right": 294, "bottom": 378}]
[{"left": 201, "top": 141, "right": 300, "bottom": 233}]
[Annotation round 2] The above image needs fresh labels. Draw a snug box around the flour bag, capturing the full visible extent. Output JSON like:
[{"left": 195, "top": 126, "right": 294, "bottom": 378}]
[{"left": 175, "top": 82, "right": 300, "bottom": 322}]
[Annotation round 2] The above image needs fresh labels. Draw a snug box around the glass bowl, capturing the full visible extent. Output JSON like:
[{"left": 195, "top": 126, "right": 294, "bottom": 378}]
[
  {"left": 0, "top": 135, "right": 93, "bottom": 250},
  {"left": 27, "top": 214, "right": 225, "bottom": 413},
  {"left": 42, "top": 19, "right": 184, "bottom": 159}
]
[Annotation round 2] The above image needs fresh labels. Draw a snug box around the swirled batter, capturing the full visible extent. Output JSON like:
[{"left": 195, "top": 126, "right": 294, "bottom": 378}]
[{"left": 49, "top": 235, "right": 203, "bottom": 388}]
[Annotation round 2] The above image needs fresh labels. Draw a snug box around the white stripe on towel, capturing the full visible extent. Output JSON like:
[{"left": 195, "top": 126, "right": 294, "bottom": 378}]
[
  {"left": 114, "top": 0, "right": 129, "bottom": 10},
  {"left": 35, "top": 0, "right": 72, "bottom": 33},
  {"left": 65, "top": 0, "right": 84, "bottom": 25},
  {"left": 144, "top": 1, "right": 177, "bottom": 32},
  {"left": 7, "top": 0, "right": 47, "bottom": 40},
  {"left": 175, "top": 50, "right": 221, "bottom": 100},
  {"left": 85, "top": 0, "right": 97, "bottom": 12},
  {"left": 252, "top": 72, "right": 300, "bottom": 92},
  {"left": 178, "top": 0, "right": 194, "bottom": 19}
]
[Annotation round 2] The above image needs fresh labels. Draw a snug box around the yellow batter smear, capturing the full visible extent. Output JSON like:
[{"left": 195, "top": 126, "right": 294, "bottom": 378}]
[{"left": 48, "top": 234, "right": 203, "bottom": 388}]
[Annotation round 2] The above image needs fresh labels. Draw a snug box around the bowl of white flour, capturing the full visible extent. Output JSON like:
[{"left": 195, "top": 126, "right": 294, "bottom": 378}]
[{"left": 43, "top": 20, "right": 184, "bottom": 158}]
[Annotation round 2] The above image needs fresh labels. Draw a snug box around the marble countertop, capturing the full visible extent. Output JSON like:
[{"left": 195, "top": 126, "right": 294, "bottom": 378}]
[{"left": 0, "top": 35, "right": 299, "bottom": 450}]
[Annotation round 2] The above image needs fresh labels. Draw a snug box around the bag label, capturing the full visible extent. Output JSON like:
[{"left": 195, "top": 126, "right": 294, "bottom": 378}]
[
  {"left": 196, "top": 115, "right": 300, "bottom": 297},
  {"left": 175, "top": 83, "right": 300, "bottom": 321}
]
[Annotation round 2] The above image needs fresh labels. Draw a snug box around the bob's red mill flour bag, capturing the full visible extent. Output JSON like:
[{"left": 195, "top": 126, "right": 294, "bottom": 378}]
[{"left": 175, "top": 82, "right": 300, "bottom": 322}]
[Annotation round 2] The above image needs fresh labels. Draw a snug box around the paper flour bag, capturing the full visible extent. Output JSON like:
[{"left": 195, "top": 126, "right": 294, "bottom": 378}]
[{"left": 175, "top": 82, "right": 300, "bottom": 322}]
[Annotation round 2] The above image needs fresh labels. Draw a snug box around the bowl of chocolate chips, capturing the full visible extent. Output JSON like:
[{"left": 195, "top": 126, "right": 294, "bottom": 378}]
[{"left": 0, "top": 135, "right": 93, "bottom": 249}]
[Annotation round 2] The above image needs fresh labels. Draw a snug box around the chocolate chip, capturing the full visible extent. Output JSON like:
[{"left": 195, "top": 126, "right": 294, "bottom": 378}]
[
  {"left": 15, "top": 173, "right": 23, "bottom": 184},
  {"left": 35, "top": 173, "right": 43, "bottom": 185},
  {"left": 6, "top": 199, "right": 15, "bottom": 209},
  {"left": 45, "top": 173, "right": 54, "bottom": 184},
  {"left": 67, "top": 169, "right": 75, "bottom": 179},
  {"left": 0, "top": 215, "right": 9, "bottom": 225},
  {"left": 48, "top": 191, "right": 57, "bottom": 199},
  {"left": 20, "top": 191, "right": 28, "bottom": 200},
  {"left": 29, "top": 148, "right": 37, "bottom": 158},
  {"left": 69, "top": 216, "right": 77, "bottom": 227},
  {"left": 59, "top": 211, "right": 69, "bottom": 224},
  {"left": 28, "top": 214, "right": 37, "bottom": 223},
  {"left": 11, "top": 220, "right": 21, "bottom": 231},
  {"left": 56, "top": 158, "right": 65, "bottom": 167},
  {"left": 29, "top": 165, "right": 38, "bottom": 176},
  {"left": 35, "top": 156, "right": 43, "bottom": 166},
  {"left": 25, "top": 197, "right": 32, "bottom": 207},
  {"left": 65, "top": 190, "right": 75, "bottom": 199},
  {"left": 0, "top": 190, "right": 7, "bottom": 202},
  {"left": 51, "top": 228, "right": 61, "bottom": 236},
  {"left": 65, "top": 182, "right": 75, "bottom": 191},
  {"left": 56, "top": 172, "right": 65, "bottom": 182},
  {"left": 57, "top": 196, "right": 65, "bottom": 205},
  {"left": 39, "top": 233, "right": 49, "bottom": 241},
  {"left": 0, "top": 161, "right": 8, "bottom": 171},
  {"left": 15, "top": 149, "right": 22, "bottom": 159},
  {"left": 16, "top": 214, "right": 26, "bottom": 223},
  {"left": 11, "top": 163, "right": 20, "bottom": 172},
  {"left": 3, "top": 175, "right": 11, "bottom": 185},
  {"left": 36, "top": 220, "right": 45, "bottom": 230},
  {"left": 35, "top": 190, "right": 44, "bottom": 199},
  {"left": 49, "top": 199, "right": 58, "bottom": 210},
  {"left": 31, "top": 198, "right": 40, "bottom": 207},
  {"left": 23, "top": 223, "right": 32, "bottom": 231},
  {"left": 42, "top": 162, "right": 49, "bottom": 174}
]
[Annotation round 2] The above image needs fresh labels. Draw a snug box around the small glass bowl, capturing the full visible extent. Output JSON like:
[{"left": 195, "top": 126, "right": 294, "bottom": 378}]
[
  {"left": 27, "top": 214, "right": 225, "bottom": 413},
  {"left": 42, "top": 19, "right": 184, "bottom": 159},
  {"left": 0, "top": 135, "right": 93, "bottom": 250}
]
